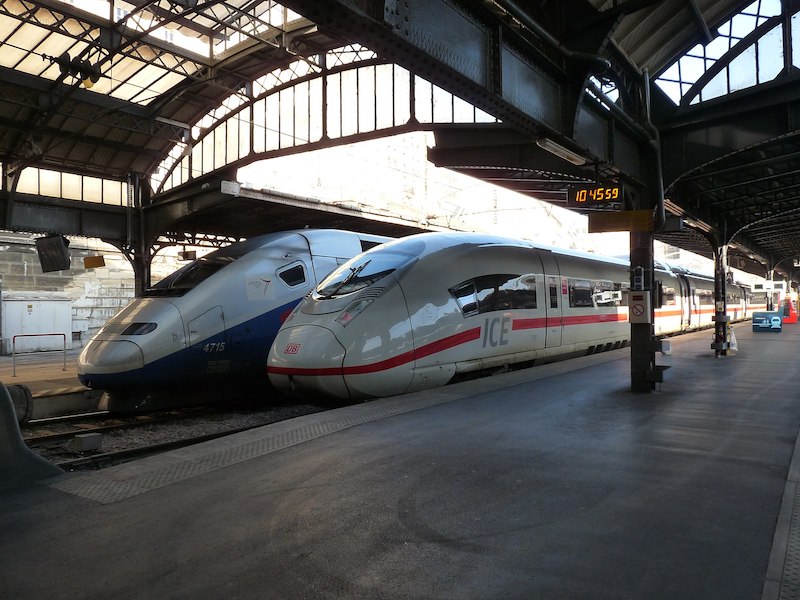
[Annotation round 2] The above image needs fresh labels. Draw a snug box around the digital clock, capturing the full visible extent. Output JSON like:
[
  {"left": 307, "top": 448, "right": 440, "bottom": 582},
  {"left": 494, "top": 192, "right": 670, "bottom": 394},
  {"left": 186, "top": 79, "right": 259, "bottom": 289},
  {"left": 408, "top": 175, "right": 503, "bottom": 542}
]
[{"left": 566, "top": 184, "right": 624, "bottom": 209}]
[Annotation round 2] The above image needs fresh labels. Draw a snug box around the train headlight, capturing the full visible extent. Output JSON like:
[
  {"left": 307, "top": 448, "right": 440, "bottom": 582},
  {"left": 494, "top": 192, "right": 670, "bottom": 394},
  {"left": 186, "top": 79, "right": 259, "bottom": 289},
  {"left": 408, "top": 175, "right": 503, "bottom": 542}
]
[{"left": 336, "top": 298, "right": 374, "bottom": 326}]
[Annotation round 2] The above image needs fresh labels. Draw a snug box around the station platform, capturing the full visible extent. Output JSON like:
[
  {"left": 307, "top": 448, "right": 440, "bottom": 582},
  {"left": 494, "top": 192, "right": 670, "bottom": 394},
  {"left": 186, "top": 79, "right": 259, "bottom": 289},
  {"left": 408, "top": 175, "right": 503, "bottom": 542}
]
[
  {"left": 0, "top": 348, "right": 87, "bottom": 397},
  {"left": 2, "top": 323, "right": 800, "bottom": 599},
  {"left": 0, "top": 349, "right": 98, "bottom": 419}
]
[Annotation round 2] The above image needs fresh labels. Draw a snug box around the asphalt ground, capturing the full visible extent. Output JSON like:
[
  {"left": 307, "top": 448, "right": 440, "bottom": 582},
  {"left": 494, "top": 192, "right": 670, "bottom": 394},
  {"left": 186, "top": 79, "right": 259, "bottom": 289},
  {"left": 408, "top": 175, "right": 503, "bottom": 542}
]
[{"left": 2, "top": 323, "right": 800, "bottom": 599}]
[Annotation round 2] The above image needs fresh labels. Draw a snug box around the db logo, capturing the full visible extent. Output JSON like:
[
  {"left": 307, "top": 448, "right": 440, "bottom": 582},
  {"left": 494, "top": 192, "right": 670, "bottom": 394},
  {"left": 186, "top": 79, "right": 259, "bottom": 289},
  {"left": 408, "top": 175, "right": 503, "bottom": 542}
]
[{"left": 284, "top": 343, "right": 301, "bottom": 354}]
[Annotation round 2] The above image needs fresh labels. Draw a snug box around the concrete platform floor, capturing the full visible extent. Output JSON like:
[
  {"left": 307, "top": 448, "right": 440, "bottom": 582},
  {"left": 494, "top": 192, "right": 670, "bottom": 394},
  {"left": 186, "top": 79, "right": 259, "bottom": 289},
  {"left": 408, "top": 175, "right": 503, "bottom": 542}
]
[
  {"left": 2, "top": 323, "right": 800, "bottom": 599},
  {"left": 0, "top": 348, "right": 86, "bottom": 397}
]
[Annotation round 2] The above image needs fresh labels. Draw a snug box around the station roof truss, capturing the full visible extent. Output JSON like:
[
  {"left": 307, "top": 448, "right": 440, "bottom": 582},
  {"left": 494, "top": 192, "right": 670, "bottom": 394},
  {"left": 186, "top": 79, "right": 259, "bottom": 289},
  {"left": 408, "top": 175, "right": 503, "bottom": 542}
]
[
  {"left": 0, "top": 0, "right": 799, "bottom": 281},
  {"left": 0, "top": 0, "right": 352, "bottom": 182}
]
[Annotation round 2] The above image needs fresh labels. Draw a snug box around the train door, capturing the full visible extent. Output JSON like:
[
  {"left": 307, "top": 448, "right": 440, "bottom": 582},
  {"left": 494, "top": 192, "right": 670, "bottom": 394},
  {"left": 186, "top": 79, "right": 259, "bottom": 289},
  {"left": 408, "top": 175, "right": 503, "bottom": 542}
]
[
  {"left": 538, "top": 252, "right": 562, "bottom": 347},
  {"left": 188, "top": 306, "right": 226, "bottom": 353},
  {"left": 678, "top": 275, "right": 692, "bottom": 330},
  {"left": 688, "top": 285, "right": 699, "bottom": 329},
  {"left": 187, "top": 305, "right": 228, "bottom": 378}
]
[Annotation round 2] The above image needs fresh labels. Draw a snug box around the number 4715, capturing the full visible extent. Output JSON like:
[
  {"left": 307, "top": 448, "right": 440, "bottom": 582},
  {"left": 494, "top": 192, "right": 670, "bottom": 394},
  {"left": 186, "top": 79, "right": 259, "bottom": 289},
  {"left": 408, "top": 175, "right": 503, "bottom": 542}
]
[{"left": 203, "top": 342, "right": 226, "bottom": 352}]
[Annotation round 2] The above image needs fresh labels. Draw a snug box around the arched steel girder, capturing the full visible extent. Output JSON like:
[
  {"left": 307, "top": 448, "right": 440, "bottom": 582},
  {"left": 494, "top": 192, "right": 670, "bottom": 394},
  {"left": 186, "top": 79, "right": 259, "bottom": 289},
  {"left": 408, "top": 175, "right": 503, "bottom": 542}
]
[
  {"left": 678, "top": 9, "right": 795, "bottom": 109},
  {"left": 655, "top": 2, "right": 800, "bottom": 272},
  {"left": 663, "top": 124, "right": 800, "bottom": 269},
  {"left": 152, "top": 0, "right": 663, "bottom": 199},
  {"left": 278, "top": 0, "right": 654, "bottom": 144},
  {"left": 152, "top": 48, "right": 656, "bottom": 212},
  {"left": 153, "top": 49, "right": 499, "bottom": 195}
]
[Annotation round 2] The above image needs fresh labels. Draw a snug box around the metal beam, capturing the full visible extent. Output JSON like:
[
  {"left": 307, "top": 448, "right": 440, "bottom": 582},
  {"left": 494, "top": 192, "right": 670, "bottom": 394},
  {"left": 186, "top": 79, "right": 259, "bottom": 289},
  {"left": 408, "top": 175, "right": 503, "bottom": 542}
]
[
  {"left": 281, "top": 0, "right": 649, "bottom": 163},
  {"left": 686, "top": 0, "right": 713, "bottom": 43},
  {"left": 661, "top": 80, "right": 800, "bottom": 189},
  {"left": 0, "top": 191, "right": 134, "bottom": 242}
]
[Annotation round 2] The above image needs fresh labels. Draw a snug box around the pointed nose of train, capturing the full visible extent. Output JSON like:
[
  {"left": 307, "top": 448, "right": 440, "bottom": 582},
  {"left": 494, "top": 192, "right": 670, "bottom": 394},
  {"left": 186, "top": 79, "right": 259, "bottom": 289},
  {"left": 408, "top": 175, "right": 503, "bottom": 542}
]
[
  {"left": 267, "top": 325, "right": 351, "bottom": 399},
  {"left": 78, "top": 340, "right": 145, "bottom": 387}
]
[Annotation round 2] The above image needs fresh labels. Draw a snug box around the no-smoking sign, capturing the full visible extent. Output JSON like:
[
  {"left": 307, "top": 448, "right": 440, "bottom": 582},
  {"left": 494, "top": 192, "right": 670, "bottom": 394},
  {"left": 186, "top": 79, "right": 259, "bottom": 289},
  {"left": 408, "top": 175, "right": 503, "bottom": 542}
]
[{"left": 629, "top": 293, "right": 650, "bottom": 323}]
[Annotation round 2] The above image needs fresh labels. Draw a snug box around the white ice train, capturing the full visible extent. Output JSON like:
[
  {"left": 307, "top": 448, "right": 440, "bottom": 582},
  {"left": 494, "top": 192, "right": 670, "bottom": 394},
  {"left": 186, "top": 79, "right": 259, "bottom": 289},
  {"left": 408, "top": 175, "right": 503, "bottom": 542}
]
[
  {"left": 267, "top": 231, "right": 767, "bottom": 401},
  {"left": 78, "top": 229, "right": 389, "bottom": 411}
]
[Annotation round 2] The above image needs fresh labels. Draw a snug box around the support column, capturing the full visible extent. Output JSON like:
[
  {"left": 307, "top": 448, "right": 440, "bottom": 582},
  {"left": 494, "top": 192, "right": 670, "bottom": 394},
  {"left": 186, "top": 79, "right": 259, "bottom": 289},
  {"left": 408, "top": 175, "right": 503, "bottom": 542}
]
[
  {"left": 131, "top": 173, "right": 151, "bottom": 296},
  {"left": 131, "top": 249, "right": 151, "bottom": 297},
  {"left": 629, "top": 230, "right": 657, "bottom": 392},
  {"left": 711, "top": 244, "right": 731, "bottom": 357}
]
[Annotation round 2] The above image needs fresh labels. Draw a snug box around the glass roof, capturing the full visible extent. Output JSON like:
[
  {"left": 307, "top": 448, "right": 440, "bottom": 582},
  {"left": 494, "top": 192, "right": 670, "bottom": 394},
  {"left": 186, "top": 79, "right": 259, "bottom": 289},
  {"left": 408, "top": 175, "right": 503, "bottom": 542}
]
[
  {"left": 0, "top": 0, "right": 307, "bottom": 105},
  {"left": 655, "top": 0, "right": 793, "bottom": 105}
]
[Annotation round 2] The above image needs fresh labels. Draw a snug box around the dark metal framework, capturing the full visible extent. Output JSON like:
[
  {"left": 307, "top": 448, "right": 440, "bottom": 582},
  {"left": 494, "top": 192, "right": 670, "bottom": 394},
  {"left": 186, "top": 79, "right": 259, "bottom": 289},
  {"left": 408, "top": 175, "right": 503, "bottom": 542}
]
[{"left": 154, "top": 47, "right": 498, "bottom": 194}]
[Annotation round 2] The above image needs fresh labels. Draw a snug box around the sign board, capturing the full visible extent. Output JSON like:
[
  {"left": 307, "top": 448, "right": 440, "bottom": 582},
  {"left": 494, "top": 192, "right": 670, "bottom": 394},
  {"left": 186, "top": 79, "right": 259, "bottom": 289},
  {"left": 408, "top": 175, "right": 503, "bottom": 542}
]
[
  {"left": 588, "top": 210, "right": 653, "bottom": 233},
  {"left": 628, "top": 292, "right": 652, "bottom": 324},
  {"left": 566, "top": 184, "right": 623, "bottom": 209},
  {"left": 752, "top": 311, "right": 782, "bottom": 332}
]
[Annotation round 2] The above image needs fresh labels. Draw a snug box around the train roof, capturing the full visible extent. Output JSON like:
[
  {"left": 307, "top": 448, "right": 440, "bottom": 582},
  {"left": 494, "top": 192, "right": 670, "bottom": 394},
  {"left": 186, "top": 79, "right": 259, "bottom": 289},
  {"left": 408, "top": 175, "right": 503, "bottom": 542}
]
[
  {"left": 197, "top": 228, "right": 390, "bottom": 258},
  {"left": 370, "top": 230, "right": 630, "bottom": 267}
]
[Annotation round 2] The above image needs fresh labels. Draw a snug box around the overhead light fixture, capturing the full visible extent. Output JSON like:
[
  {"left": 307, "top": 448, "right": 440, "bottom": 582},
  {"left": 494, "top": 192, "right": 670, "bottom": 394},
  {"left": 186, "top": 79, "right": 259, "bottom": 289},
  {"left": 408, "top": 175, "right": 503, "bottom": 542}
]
[
  {"left": 536, "top": 138, "right": 586, "bottom": 166},
  {"left": 45, "top": 52, "right": 101, "bottom": 88}
]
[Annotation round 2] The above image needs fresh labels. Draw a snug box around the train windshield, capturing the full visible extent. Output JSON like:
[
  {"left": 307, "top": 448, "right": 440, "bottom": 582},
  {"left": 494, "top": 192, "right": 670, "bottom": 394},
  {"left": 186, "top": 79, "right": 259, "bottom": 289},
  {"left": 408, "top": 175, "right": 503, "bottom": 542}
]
[
  {"left": 144, "top": 256, "right": 239, "bottom": 297},
  {"left": 315, "top": 251, "right": 416, "bottom": 299},
  {"left": 144, "top": 234, "right": 295, "bottom": 297}
]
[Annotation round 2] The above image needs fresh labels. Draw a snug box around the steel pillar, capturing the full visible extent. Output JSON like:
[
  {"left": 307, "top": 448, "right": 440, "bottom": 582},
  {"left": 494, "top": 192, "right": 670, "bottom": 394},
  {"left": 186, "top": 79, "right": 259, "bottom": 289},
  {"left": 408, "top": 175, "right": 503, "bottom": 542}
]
[
  {"left": 711, "top": 245, "right": 731, "bottom": 357},
  {"left": 629, "top": 230, "right": 657, "bottom": 392}
]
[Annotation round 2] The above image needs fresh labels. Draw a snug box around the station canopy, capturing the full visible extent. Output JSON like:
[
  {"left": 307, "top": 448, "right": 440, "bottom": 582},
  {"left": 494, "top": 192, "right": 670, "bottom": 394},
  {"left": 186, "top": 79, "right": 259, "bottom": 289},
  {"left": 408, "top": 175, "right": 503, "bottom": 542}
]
[{"left": 1, "top": 1, "right": 799, "bottom": 278}]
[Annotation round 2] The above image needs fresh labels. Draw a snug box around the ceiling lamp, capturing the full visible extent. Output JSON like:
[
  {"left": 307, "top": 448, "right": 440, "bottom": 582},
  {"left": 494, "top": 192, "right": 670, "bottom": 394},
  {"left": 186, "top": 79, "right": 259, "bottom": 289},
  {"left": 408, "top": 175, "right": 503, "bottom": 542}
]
[
  {"left": 536, "top": 138, "right": 586, "bottom": 166},
  {"left": 48, "top": 52, "right": 101, "bottom": 88}
]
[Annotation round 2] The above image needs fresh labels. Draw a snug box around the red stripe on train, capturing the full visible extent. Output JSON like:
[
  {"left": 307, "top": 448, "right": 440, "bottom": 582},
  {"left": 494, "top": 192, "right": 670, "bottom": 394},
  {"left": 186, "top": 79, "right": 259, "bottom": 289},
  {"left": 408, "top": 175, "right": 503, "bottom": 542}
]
[
  {"left": 514, "top": 313, "right": 627, "bottom": 329},
  {"left": 268, "top": 327, "right": 482, "bottom": 376},
  {"left": 270, "top": 311, "right": 628, "bottom": 378}
]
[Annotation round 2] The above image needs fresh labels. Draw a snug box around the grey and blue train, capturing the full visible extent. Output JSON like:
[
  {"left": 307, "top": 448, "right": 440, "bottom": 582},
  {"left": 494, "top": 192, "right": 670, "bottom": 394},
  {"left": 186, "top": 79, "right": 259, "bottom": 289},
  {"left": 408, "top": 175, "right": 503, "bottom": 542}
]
[{"left": 78, "top": 229, "right": 388, "bottom": 410}]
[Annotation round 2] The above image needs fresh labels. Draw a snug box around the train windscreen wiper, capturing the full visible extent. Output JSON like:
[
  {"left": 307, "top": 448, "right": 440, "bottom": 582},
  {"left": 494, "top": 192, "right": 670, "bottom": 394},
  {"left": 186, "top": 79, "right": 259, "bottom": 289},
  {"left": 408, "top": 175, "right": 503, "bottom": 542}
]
[{"left": 320, "top": 260, "right": 371, "bottom": 299}]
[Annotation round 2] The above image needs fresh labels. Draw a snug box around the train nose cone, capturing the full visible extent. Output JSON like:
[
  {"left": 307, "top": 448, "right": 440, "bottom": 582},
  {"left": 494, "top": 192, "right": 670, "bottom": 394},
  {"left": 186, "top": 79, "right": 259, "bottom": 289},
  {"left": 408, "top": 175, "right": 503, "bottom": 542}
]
[
  {"left": 78, "top": 340, "right": 144, "bottom": 386},
  {"left": 267, "top": 325, "right": 350, "bottom": 400}
]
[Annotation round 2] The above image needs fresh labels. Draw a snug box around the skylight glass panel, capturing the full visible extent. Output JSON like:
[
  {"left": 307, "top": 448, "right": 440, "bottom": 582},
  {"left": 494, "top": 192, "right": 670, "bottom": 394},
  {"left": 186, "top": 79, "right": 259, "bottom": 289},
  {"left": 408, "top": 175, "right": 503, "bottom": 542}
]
[
  {"left": 655, "top": 0, "right": 788, "bottom": 105},
  {"left": 704, "top": 36, "right": 730, "bottom": 60},
  {"left": 729, "top": 46, "right": 757, "bottom": 92},
  {"left": 5, "top": 28, "right": 48, "bottom": 68},
  {"left": 758, "top": 26, "right": 784, "bottom": 81},
  {"left": 5, "top": 0, "right": 311, "bottom": 106},
  {"left": 699, "top": 71, "right": 728, "bottom": 103}
]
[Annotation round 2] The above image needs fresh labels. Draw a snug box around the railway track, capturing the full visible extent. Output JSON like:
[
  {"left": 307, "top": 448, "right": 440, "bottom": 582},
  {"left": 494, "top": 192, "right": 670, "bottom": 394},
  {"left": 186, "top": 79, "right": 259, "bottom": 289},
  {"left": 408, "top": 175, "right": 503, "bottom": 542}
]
[
  {"left": 24, "top": 405, "right": 229, "bottom": 444},
  {"left": 23, "top": 400, "right": 333, "bottom": 470}
]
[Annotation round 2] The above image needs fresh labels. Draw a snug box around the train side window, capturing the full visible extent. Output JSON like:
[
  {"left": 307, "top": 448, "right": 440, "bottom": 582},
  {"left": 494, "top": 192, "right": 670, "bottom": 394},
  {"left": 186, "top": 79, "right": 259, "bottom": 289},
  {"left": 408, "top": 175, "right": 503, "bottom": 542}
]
[
  {"left": 663, "top": 286, "right": 677, "bottom": 305},
  {"left": 616, "top": 282, "right": 630, "bottom": 306},
  {"left": 476, "top": 283, "right": 498, "bottom": 312},
  {"left": 451, "top": 282, "right": 479, "bottom": 317},
  {"left": 452, "top": 274, "right": 535, "bottom": 316},
  {"left": 278, "top": 263, "right": 306, "bottom": 287},
  {"left": 474, "top": 273, "right": 536, "bottom": 312},
  {"left": 508, "top": 274, "right": 537, "bottom": 309},
  {"left": 698, "top": 289, "right": 715, "bottom": 305},
  {"left": 592, "top": 280, "right": 622, "bottom": 306},
  {"left": 568, "top": 279, "right": 593, "bottom": 308},
  {"left": 360, "top": 239, "right": 383, "bottom": 252},
  {"left": 549, "top": 279, "right": 558, "bottom": 308}
]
